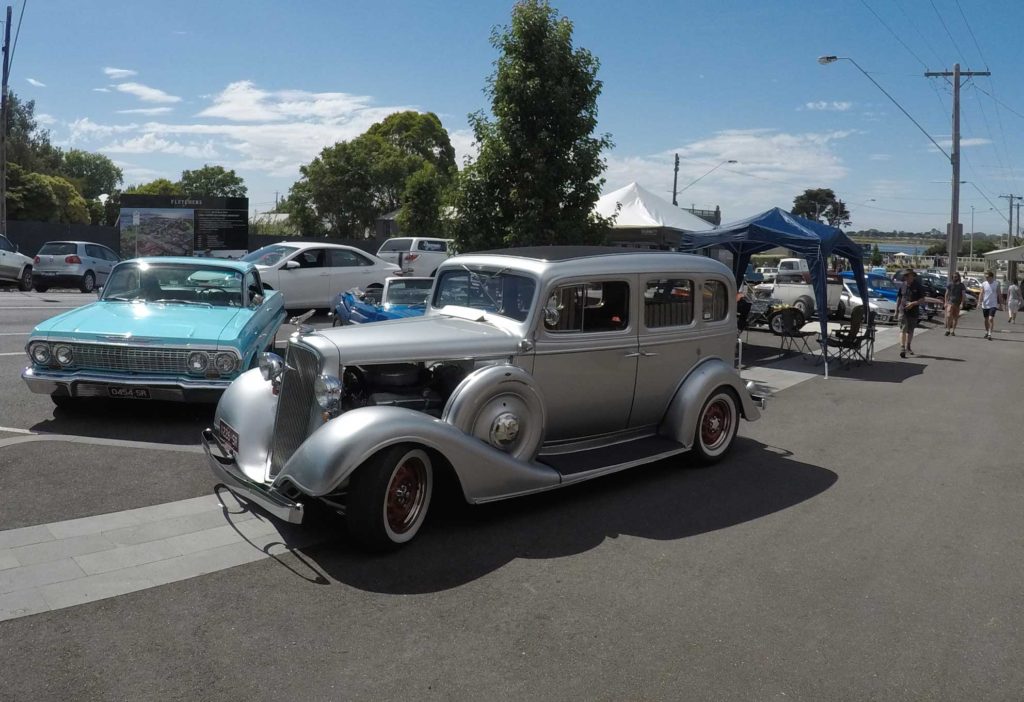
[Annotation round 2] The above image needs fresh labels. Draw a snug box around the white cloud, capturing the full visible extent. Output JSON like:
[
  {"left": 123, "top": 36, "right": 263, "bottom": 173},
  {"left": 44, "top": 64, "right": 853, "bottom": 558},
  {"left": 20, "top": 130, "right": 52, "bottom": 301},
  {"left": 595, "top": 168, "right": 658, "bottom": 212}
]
[
  {"left": 116, "top": 107, "right": 174, "bottom": 115},
  {"left": 869, "top": 153, "right": 891, "bottom": 161},
  {"left": 196, "top": 80, "right": 382, "bottom": 123},
  {"left": 35, "top": 113, "right": 56, "bottom": 126},
  {"left": 111, "top": 160, "right": 168, "bottom": 183},
  {"left": 603, "top": 128, "right": 854, "bottom": 219},
  {"left": 802, "top": 101, "right": 853, "bottom": 112},
  {"left": 101, "top": 133, "right": 219, "bottom": 159},
  {"left": 448, "top": 128, "right": 478, "bottom": 166},
  {"left": 935, "top": 137, "right": 991, "bottom": 148},
  {"left": 104, "top": 67, "right": 137, "bottom": 79},
  {"left": 115, "top": 82, "right": 181, "bottom": 104},
  {"left": 92, "top": 87, "right": 110, "bottom": 93},
  {"left": 26, "top": 77, "right": 46, "bottom": 87},
  {"left": 67, "top": 117, "right": 139, "bottom": 142}
]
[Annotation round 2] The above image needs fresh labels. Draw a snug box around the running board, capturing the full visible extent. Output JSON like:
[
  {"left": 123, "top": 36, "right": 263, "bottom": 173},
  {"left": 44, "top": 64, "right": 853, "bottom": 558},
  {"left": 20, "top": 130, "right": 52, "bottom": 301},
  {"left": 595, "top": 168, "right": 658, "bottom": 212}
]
[{"left": 538, "top": 435, "right": 688, "bottom": 482}]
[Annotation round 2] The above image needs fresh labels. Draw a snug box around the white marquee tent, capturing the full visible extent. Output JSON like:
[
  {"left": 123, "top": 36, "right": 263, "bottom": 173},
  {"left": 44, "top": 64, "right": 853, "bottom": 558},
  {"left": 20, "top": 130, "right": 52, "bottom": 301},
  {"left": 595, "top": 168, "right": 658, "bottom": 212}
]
[{"left": 596, "top": 182, "right": 714, "bottom": 231}]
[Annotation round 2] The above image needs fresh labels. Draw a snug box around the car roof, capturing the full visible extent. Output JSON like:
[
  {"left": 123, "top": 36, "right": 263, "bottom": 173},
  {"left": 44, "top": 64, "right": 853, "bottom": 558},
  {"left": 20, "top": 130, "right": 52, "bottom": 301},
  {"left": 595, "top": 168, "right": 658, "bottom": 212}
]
[
  {"left": 270, "top": 240, "right": 363, "bottom": 251},
  {"left": 446, "top": 247, "right": 732, "bottom": 278},
  {"left": 40, "top": 240, "right": 104, "bottom": 246},
  {"left": 129, "top": 256, "right": 254, "bottom": 273}
]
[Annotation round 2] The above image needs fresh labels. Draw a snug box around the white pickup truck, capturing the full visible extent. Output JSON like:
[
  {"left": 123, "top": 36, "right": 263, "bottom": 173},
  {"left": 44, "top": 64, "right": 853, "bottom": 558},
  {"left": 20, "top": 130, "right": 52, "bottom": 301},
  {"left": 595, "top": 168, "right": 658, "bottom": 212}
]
[{"left": 754, "top": 270, "right": 843, "bottom": 320}]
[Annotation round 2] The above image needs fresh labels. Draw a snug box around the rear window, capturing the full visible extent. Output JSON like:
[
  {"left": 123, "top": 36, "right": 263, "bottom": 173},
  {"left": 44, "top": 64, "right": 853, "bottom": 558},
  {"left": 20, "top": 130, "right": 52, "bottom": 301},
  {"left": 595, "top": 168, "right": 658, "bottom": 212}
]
[
  {"left": 379, "top": 238, "right": 412, "bottom": 253},
  {"left": 416, "top": 239, "right": 448, "bottom": 252},
  {"left": 38, "top": 242, "right": 78, "bottom": 256}
]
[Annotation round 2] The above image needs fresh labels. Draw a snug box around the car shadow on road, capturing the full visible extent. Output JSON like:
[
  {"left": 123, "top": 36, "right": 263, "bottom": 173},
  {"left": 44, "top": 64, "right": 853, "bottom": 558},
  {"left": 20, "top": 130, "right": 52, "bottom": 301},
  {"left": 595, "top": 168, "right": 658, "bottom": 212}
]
[
  {"left": 30, "top": 400, "right": 212, "bottom": 445},
  {"left": 274, "top": 437, "right": 837, "bottom": 594}
]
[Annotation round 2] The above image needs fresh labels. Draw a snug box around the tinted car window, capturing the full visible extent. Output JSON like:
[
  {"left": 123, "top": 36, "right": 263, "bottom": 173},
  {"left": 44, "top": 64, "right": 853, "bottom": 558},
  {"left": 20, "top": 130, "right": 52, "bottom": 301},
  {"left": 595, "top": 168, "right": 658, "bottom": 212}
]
[
  {"left": 543, "top": 281, "right": 629, "bottom": 333},
  {"left": 329, "top": 249, "right": 372, "bottom": 267},
  {"left": 242, "top": 244, "right": 297, "bottom": 266},
  {"left": 294, "top": 249, "right": 325, "bottom": 268},
  {"left": 644, "top": 279, "right": 693, "bottom": 328},
  {"left": 85, "top": 244, "right": 103, "bottom": 258},
  {"left": 417, "top": 239, "right": 447, "bottom": 252},
  {"left": 702, "top": 280, "right": 729, "bottom": 322},
  {"left": 38, "top": 242, "right": 77, "bottom": 256},
  {"left": 379, "top": 238, "right": 412, "bottom": 253}
]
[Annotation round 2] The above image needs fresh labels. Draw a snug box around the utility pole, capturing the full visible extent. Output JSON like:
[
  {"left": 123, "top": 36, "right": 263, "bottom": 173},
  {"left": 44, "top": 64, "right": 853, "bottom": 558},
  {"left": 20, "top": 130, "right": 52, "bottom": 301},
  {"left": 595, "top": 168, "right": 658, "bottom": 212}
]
[
  {"left": 926, "top": 64, "right": 990, "bottom": 281},
  {"left": 274, "top": 191, "right": 279, "bottom": 211},
  {"left": 999, "top": 195, "right": 1020, "bottom": 247},
  {"left": 671, "top": 154, "right": 679, "bottom": 206},
  {"left": 0, "top": 6, "right": 11, "bottom": 238}
]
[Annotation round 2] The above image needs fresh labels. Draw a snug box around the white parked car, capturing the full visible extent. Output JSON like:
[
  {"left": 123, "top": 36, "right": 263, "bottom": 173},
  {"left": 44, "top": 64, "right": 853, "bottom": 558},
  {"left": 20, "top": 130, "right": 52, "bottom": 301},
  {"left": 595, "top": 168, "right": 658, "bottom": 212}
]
[
  {"left": 376, "top": 237, "right": 453, "bottom": 276},
  {"left": 0, "top": 234, "right": 34, "bottom": 291},
  {"left": 837, "top": 280, "right": 897, "bottom": 324},
  {"left": 242, "top": 242, "right": 400, "bottom": 310},
  {"left": 32, "top": 240, "right": 121, "bottom": 293},
  {"left": 754, "top": 271, "right": 843, "bottom": 319}
]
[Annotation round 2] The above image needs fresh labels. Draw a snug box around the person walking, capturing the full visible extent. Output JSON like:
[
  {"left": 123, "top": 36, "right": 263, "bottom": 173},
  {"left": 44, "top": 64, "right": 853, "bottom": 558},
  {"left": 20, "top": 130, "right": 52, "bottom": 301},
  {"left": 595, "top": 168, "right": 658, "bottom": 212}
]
[
  {"left": 1007, "top": 279, "right": 1021, "bottom": 324},
  {"left": 897, "top": 268, "right": 924, "bottom": 358},
  {"left": 944, "top": 272, "right": 967, "bottom": 336},
  {"left": 980, "top": 270, "right": 1002, "bottom": 340}
]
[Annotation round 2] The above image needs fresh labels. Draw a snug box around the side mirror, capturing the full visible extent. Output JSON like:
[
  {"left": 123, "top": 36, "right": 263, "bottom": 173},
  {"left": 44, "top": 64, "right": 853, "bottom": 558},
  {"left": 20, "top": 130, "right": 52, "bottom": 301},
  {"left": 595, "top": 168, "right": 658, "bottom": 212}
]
[
  {"left": 284, "top": 260, "right": 300, "bottom": 270},
  {"left": 250, "top": 293, "right": 264, "bottom": 307},
  {"left": 96, "top": 285, "right": 103, "bottom": 298}
]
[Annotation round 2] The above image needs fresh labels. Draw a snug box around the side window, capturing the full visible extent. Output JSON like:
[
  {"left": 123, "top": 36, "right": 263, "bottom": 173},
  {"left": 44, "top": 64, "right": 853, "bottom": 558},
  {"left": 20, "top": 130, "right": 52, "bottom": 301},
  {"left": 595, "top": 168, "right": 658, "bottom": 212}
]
[
  {"left": 294, "top": 249, "right": 324, "bottom": 268},
  {"left": 85, "top": 244, "right": 102, "bottom": 258},
  {"left": 543, "top": 281, "right": 629, "bottom": 333},
  {"left": 0, "top": 236, "right": 12, "bottom": 252},
  {"left": 379, "top": 238, "right": 411, "bottom": 253},
  {"left": 701, "top": 280, "right": 729, "bottom": 322},
  {"left": 245, "top": 271, "right": 262, "bottom": 305},
  {"left": 329, "top": 249, "right": 372, "bottom": 267},
  {"left": 644, "top": 279, "right": 693, "bottom": 328},
  {"left": 107, "top": 247, "right": 122, "bottom": 262}
]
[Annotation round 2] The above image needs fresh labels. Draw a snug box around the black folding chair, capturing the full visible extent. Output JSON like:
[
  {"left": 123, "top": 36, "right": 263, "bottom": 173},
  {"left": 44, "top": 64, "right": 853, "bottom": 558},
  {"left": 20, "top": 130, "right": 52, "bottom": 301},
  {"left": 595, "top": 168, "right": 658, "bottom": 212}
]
[
  {"left": 778, "top": 307, "right": 815, "bottom": 357},
  {"left": 826, "top": 306, "right": 871, "bottom": 367}
]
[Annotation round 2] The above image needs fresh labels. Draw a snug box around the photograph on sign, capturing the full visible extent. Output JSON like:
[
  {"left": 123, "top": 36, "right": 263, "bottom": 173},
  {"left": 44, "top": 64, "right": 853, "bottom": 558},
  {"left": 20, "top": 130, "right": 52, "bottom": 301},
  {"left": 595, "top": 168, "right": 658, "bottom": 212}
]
[{"left": 120, "top": 207, "right": 195, "bottom": 258}]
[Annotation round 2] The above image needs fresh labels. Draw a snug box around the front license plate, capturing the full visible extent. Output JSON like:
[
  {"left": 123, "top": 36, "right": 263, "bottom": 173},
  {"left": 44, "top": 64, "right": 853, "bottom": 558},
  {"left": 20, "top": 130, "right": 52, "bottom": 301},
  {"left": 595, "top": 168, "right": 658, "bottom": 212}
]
[
  {"left": 108, "top": 386, "right": 150, "bottom": 399},
  {"left": 877, "top": 315, "right": 890, "bottom": 322},
  {"left": 217, "top": 419, "right": 239, "bottom": 453}
]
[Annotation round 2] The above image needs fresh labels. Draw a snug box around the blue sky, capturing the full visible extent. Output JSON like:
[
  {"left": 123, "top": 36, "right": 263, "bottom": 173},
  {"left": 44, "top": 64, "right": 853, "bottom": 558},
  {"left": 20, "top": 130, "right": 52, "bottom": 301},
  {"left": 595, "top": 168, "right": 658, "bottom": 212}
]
[{"left": 14, "top": 0, "right": 1024, "bottom": 234}]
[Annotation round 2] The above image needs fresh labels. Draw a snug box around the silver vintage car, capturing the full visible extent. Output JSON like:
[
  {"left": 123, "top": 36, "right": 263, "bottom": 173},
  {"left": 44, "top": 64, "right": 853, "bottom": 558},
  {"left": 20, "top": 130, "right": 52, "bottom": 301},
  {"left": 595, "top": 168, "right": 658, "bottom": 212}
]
[{"left": 204, "top": 247, "right": 765, "bottom": 551}]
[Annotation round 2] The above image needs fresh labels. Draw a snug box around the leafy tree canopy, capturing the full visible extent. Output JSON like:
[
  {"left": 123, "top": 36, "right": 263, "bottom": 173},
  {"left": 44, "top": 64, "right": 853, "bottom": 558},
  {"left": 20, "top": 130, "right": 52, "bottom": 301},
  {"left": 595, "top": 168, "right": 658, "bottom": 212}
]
[
  {"left": 792, "top": 188, "right": 852, "bottom": 228},
  {"left": 5, "top": 163, "right": 89, "bottom": 224},
  {"left": 179, "top": 164, "right": 247, "bottom": 198},
  {"left": 397, "top": 163, "right": 444, "bottom": 235},
  {"left": 59, "top": 149, "right": 123, "bottom": 199},
  {"left": 6, "top": 92, "right": 63, "bottom": 175},
  {"left": 448, "top": 0, "right": 613, "bottom": 250},
  {"left": 366, "top": 111, "right": 457, "bottom": 179},
  {"left": 124, "top": 178, "right": 183, "bottom": 196}
]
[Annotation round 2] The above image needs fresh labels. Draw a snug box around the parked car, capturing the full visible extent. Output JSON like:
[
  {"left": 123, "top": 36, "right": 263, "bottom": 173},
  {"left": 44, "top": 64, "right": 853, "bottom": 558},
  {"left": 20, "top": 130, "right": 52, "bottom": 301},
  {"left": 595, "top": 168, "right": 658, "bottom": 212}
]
[
  {"left": 22, "top": 257, "right": 285, "bottom": 407},
  {"left": 242, "top": 242, "right": 400, "bottom": 310},
  {"left": 332, "top": 276, "right": 433, "bottom": 325},
  {"left": 837, "top": 280, "right": 898, "bottom": 324},
  {"left": 755, "top": 266, "right": 778, "bottom": 283},
  {"left": 754, "top": 271, "right": 843, "bottom": 319},
  {"left": 376, "top": 237, "right": 453, "bottom": 276},
  {"left": 778, "top": 257, "right": 809, "bottom": 273},
  {"left": 840, "top": 271, "right": 899, "bottom": 302},
  {"left": 0, "top": 234, "right": 34, "bottom": 291},
  {"left": 32, "top": 240, "right": 121, "bottom": 293},
  {"left": 204, "top": 247, "right": 765, "bottom": 551}
]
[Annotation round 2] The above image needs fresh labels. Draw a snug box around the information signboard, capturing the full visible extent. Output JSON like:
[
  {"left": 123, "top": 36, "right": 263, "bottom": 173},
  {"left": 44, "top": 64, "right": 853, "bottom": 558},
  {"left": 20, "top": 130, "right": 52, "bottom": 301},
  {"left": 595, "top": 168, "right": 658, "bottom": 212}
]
[{"left": 119, "top": 195, "right": 248, "bottom": 258}]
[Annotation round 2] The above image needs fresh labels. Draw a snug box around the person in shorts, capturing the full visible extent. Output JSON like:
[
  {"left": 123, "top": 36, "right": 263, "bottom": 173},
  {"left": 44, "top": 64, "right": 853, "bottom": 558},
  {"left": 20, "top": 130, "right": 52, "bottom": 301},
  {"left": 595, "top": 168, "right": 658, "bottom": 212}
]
[
  {"left": 980, "top": 270, "right": 1001, "bottom": 340},
  {"left": 897, "top": 269, "right": 924, "bottom": 358},
  {"left": 1006, "top": 279, "right": 1021, "bottom": 324},
  {"left": 943, "top": 272, "right": 966, "bottom": 336}
]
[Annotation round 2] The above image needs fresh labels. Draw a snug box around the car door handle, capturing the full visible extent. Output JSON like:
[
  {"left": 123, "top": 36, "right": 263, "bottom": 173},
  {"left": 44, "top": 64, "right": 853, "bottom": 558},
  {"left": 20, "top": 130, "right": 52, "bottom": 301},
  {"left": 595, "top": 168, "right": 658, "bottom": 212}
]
[
  {"left": 640, "top": 351, "right": 659, "bottom": 357},
  {"left": 624, "top": 351, "right": 641, "bottom": 358}
]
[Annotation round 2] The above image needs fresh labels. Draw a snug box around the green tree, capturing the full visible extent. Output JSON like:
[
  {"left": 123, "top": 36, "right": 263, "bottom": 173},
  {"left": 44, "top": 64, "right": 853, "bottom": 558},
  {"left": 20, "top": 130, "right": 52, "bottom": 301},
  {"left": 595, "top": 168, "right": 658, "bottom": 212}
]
[
  {"left": 302, "top": 140, "right": 377, "bottom": 236},
  {"left": 5, "top": 92, "right": 63, "bottom": 174},
  {"left": 279, "top": 179, "right": 324, "bottom": 235},
  {"left": 178, "top": 164, "right": 247, "bottom": 197},
  {"left": 87, "top": 198, "right": 106, "bottom": 226},
  {"left": 397, "top": 163, "right": 444, "bottom": 235},
  {"left": 124, "top": 178, "right": 183, "bottom": 196},
  {"left": 448, "top": 0, "right": 613, "bottom": 250},
  {"left": 4, "top": 164, "right": 88, "bottom": 223},
  {"left": 60, "top": 149, "right": 123, "bottom": 199},
  {"left": 46, "top": 175, "right": 91, "bottom": 223},
  {"left": 870, "top": 243, "right": 883, "bottom": 266},
  {"left": 792, "top": 188, "right": 852, "bottom": 227},
  {"left": 366, "top": 111, "right": 457, "bottom": 179}
]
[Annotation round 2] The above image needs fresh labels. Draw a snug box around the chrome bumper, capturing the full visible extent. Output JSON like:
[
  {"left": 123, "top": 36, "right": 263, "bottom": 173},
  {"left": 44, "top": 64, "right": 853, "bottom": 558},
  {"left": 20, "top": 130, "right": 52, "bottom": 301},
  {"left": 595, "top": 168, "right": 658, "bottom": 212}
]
[
  {"left": 745, "top": 381, "right": 769, "bottom": 411},
  {"left": 22, "top": 367, "right": 231, "bottom": 403},
  {"left": 202, "top": 428, "right": 305, "bottom": 524}
]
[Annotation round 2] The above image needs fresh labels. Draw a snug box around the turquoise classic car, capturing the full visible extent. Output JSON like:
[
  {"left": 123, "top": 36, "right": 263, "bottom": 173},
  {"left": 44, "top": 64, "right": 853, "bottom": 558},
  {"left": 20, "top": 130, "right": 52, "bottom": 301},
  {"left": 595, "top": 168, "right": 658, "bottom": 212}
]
[{"left": 22, "top": 257, "right": 286, "bottom": 407}]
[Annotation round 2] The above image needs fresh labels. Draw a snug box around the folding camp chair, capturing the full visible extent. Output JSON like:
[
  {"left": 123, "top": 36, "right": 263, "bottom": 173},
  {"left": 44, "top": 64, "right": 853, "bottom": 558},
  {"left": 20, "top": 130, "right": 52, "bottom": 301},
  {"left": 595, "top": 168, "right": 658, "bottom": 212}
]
[
  {"left": 826, "top": 306, "right": 870, "bottom": 367},
  {"left": 778, "top": 307, "right": 815, "bottom": 357}
]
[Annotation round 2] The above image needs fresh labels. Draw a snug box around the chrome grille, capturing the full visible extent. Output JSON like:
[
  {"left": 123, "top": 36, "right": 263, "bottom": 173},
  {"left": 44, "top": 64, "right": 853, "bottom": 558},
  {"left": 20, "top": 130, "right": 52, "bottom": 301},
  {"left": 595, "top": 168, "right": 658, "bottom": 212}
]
[
  {"left": 269, "top": 343, "right": 321, "bottom": 477},
  {"left": 67, "top": 343, "right": 191, "bottom": 373}
]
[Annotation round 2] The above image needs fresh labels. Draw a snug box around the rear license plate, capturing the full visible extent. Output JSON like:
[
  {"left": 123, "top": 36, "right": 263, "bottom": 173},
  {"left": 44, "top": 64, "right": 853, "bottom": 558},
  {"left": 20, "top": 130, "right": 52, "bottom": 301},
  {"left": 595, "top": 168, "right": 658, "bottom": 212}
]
[
  {"left": 217, "top": 419, "right": 239, "bottom": 452},
  {"left": 40, "top": 271, "right": 56, "bottom": 276},
  {"left": 108, "top": 386, "right": 150, "bottom": 399}
]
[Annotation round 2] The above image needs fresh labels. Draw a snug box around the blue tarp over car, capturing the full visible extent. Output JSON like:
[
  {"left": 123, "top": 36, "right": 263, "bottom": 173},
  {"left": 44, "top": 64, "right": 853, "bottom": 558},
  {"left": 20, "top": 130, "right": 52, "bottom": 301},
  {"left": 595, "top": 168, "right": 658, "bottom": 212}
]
[{"left": 678, "top": 207, "right": 871, "bottom": 372}]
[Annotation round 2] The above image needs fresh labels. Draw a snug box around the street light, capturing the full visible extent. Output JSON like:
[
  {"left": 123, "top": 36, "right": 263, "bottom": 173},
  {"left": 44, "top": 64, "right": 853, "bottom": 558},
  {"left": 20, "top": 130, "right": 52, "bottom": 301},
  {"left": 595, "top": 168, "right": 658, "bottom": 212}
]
[{"left": 676, "top": 159, "right": 738, "bottom": 198}]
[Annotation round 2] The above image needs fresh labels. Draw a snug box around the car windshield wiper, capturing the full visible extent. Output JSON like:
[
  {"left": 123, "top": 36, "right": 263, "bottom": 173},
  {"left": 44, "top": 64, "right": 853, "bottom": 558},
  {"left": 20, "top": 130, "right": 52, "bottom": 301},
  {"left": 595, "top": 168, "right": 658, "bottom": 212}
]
[{"left": 152, "top": 298, "right": 213, "bottom": 307}]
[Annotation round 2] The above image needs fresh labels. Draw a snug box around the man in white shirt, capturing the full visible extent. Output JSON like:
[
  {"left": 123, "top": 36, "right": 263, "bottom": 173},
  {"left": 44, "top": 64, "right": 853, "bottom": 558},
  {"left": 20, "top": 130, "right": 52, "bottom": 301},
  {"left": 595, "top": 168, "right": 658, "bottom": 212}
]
[{"left": 980, "top": 270, "right": 1002, "bottom": 340}]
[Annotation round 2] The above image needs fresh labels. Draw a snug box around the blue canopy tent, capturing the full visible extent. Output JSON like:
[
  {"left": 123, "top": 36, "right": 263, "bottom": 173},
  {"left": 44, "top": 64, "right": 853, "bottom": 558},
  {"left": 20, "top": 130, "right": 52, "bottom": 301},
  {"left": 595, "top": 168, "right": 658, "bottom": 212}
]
[{"left": 677, "top": 207, "right": 872, "bottom": 375}]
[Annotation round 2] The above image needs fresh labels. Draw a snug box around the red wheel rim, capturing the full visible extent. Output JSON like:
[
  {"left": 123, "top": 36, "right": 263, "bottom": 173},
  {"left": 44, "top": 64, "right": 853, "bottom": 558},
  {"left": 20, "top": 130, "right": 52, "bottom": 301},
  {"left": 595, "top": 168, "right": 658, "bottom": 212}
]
[
  {"left": 701, "top": 399, "right": 733, "bottom": 450},
  {"left": 385, "top": 457, "right": 427, "bottom": 534}
]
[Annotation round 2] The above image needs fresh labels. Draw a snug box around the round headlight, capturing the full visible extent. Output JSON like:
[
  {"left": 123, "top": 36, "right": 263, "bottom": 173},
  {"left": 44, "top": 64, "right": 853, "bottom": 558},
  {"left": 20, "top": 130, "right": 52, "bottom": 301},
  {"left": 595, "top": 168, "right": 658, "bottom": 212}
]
[
  {"left": 29, "top": 342, "right": 51, "bottom": 365},
  {"left": 187, "top": 351, "right": 209, "bottom": 372},
  {"left": 259, "top": 352, "right": 284, "bottom": 381},
  {"left": 215, "top": 352, "right": 238, "bottom": 374},
  {"left": 54, "top": 345, "right": 74, "bottom": 366},
  {"left": 314, "top": 373, "right": 343, "bottom": 412}
]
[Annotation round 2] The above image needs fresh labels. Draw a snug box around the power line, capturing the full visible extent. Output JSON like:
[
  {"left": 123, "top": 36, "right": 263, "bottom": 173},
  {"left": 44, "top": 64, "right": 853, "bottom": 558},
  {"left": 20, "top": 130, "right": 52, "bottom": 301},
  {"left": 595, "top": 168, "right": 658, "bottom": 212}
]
[
  {"left": 7, "top": 0, "right": 25, "bottom": 75},
  {"left": 858, "top": 0, "right": 929, "bottom": 69},
  {"left": 954, "top": 0, "right": 988, "bottom": 69},
  {"left": 929, "top": 0, "right": 968, "bottom": 65},
  {"left": 892, "top": 0, "right": 945, "bottom": 66},
  {"left": 971, "top": 84, "right": 1024, "bottom": 121}
]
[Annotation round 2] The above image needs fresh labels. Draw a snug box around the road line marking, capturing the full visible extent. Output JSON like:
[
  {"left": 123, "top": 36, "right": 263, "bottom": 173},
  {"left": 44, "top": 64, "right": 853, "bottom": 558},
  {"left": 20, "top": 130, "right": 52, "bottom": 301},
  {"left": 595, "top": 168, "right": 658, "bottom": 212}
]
[
  {"left": 0, "top": 306, "right": 80, "bottom": 309},
  {"left": 0, "top": 332, "right": 31, "bottom": 335},
  {"left": 0, "top": 352, "right": 25, "bottom": 356},
  {"left": 0, "top": 433, "right": 203, "bottom": 453},
  {"left": 0, "top": 426, "right": 34, "bottom": 435}
]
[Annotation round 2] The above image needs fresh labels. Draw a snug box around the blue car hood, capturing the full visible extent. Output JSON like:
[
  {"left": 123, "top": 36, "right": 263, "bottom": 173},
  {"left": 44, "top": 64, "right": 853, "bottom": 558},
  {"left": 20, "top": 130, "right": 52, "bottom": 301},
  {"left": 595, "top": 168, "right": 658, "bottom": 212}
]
[{"left": 33, "top": 301, "right": 243, "bottom": 345}]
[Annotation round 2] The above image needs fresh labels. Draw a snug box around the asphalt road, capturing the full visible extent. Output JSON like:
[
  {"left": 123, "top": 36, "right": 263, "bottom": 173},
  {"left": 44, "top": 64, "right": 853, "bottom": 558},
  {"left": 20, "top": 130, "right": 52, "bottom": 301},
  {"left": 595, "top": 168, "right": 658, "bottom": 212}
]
[{"left": 1, "top": 288, "right": 1022, "bottom": 701}]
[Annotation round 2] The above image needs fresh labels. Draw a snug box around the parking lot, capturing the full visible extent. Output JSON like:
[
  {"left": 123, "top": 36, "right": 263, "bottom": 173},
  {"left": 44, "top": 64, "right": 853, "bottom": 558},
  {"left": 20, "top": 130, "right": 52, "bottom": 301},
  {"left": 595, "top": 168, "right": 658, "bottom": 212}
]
[{"left": 2, "top": 288, "right": 1023, "bottom": 701}]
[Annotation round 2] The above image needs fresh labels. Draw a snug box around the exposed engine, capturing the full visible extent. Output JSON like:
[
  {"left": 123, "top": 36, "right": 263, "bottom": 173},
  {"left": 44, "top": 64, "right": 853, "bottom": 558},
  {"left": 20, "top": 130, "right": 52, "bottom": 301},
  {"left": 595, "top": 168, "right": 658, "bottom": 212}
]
[{"left": 341, "top": 361, "right": 471, "bottom": 417}]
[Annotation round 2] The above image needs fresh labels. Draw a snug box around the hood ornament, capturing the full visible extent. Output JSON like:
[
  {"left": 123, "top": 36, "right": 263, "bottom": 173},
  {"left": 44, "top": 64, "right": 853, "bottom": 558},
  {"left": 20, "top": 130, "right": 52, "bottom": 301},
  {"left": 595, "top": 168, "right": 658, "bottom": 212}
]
[{"left": 289, "top": 309, "right": 317, "bottom": 335}]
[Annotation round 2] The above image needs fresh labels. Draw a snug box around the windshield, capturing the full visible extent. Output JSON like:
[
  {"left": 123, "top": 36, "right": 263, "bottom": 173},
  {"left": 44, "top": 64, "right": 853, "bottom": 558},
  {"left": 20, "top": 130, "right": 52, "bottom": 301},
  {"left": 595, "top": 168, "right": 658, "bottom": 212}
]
[
  {"left": 432, "top": 267, "right": 536, "bottom": 322},
  {"left": 102, "top": 262, "right": 244, "bottom": 307},
  {"left": 241, "top": 244, "right": 297, "bottom": 267},
  {"left": 384, "top": 278, "right": 433, "bottom": 306}
]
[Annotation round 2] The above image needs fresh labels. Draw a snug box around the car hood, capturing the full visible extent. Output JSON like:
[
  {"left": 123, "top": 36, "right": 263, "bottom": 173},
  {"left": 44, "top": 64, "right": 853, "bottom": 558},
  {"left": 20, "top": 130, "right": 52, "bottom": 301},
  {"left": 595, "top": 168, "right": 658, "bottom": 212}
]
[
  {"left": 304, "top": 314, "right": 523, "bottom": 366},
  {"left": 32, "top": 301, "right": 244, "bottom": 345}
]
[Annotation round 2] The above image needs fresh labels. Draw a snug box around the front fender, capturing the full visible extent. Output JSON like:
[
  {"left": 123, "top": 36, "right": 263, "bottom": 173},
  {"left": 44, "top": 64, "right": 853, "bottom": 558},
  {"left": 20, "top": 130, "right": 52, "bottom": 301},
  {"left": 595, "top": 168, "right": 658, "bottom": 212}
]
[
  {"left": 276, "top": 405, "right": 561, "bottom": 502},
  {"left": 659, "top": 358, "right": 761, "bottom": 448},
  {"left": 214, "top": 368, "right": 278, "bottom": 481}
]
